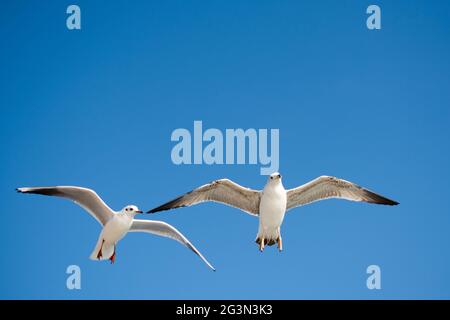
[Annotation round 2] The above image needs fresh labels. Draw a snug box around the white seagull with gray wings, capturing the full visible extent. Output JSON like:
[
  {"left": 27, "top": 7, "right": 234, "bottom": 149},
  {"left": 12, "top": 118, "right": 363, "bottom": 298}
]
[
  {"left": 148, "top": 173, "right": 399, "bottom": 251},
  {"left": 16, "top": 186, "right": 215, "bottom": 270}
]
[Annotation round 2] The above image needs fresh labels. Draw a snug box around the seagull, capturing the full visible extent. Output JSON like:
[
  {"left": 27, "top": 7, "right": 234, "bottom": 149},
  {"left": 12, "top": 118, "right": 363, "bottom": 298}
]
[
  {"left": 148, "top": 173, "right": 399, "bottom": 252},
  {"left": 16, "top": 186, "right": 215, "bottom": 270}
]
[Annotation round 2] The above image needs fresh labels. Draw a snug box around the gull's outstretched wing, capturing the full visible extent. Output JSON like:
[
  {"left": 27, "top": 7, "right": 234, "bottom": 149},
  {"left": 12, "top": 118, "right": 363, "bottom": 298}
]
[
  {"left": 147, "top": 179, "right": 261, "bottom": 216},
  {"left": 16, "top": 186, "right": 114, "bottom": 225},
  {"left": 130, "top": 219, "right": 215, "bottom": 271},
  {"left": 286, "top": 176, "right": 399, "bottom": 211}
]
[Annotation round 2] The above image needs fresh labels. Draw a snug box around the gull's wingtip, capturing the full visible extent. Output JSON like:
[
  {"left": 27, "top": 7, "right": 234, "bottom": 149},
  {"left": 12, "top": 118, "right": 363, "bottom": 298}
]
[
  {"left": 381, "top": 198, "right": 399, "bottom": 206},
  {"left": 207, "top": 263, "right": 216, "bottom": 272},
  {"left": 16, "top": 187, "right": 26, "bottom": 193},
  {"left": 197, "top": 252, "right": 216, "bottom": 272},
  {"left": 375, "top": 197, "right": 399, "bottom": 206},
  {"left": 361, "top": 188, "right": 400, "bottom": 206}
]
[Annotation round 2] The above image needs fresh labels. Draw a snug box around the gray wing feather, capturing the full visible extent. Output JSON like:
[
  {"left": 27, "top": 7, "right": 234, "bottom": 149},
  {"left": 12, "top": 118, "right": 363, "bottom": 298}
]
[
  {"left": 148, "top": 179, "right": 261, "bottom": 216},
  {"left": 286, "top": 176, "right": 399, "bottom": 211},
  {"left": 16, "top": 186, "right": 114, "bottom": 225},
  {"left": 130, "top": 219, "right": 215, "bottom": 271}
]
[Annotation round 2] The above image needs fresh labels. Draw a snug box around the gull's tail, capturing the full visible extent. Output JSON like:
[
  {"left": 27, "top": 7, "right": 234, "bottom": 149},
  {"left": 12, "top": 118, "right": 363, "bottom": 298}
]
[{"left": 90, "top": 235, "right": 114, "bottom": 261}]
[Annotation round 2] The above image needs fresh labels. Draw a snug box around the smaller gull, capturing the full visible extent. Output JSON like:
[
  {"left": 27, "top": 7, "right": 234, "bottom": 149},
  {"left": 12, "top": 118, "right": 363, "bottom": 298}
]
[
  {"left": 17, "top": 186, "right": 215, "bottom": 270},
  {"left": 148, "top": 173, "right": 399, "bottom": 252}
]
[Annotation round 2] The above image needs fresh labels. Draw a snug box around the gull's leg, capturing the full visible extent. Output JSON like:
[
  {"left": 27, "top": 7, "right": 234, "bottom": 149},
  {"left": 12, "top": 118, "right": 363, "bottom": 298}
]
[
  {"left": 277, "top": 236, "right": 283, "bottom": 252},
  {"left": 259, "top": 237, "right": 265, "bottom": 252},
  {"left": 97, "top": 240, "right": 105, "bottom": 260},
  {"left": 109, "top": 245, "right": 116, "bottom": 264}
]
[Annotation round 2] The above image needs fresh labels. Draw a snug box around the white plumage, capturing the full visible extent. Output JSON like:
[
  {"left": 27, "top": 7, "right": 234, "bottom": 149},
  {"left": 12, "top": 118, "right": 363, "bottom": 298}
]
[
  {"left": 149, "top": 172, "right": 398, "bottom": 251},
  {"left": 17, "top": 186, "right": 215, "bottom": 270}
]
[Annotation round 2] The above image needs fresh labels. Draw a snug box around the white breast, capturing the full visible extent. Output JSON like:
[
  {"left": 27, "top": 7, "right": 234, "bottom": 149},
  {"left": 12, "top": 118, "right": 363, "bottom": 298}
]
[
  {"left": 259, "top": 183, "right": 287, "bottom": 229},
  {"left": 102, "top": 214, "right": 133, "bottom": 243}
]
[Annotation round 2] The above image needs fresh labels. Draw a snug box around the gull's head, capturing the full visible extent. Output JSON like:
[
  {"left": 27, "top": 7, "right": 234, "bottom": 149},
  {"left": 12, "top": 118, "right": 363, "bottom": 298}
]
[
  {"left": 268, "top": 172, "right": 282, "bottom": 183},
  {"left": 122, "top": 205, "right": 143, "bottom": 216}
]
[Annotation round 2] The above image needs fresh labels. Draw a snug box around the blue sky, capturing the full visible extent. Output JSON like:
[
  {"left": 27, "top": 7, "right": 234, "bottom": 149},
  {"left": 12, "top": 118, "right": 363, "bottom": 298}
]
[{"left": 1, "top": 0, "right": 450, "bottom": 299}]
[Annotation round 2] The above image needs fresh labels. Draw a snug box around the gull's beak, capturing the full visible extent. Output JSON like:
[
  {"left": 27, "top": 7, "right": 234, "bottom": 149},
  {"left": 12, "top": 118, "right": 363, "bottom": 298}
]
[{"left": 135, "top": 210, "right": 143, "bottom": 214}]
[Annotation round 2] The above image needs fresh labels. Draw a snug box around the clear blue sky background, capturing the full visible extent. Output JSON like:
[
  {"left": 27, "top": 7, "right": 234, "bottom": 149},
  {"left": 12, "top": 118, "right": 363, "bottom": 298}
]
[{"left": 1, "top": 0, "right": 450, "bottom": 299}]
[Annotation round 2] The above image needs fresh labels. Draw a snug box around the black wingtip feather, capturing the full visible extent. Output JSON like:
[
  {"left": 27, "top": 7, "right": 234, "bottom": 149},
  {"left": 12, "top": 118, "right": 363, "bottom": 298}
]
[
  {"left": 363, "top": 189, "right": 399, "bottom": 206},
  {"left": 15, "top": 187, "right": 64, "bottom": 197},
  {"left": 147, "top": 195, "right": 187, "bottom": 213}
]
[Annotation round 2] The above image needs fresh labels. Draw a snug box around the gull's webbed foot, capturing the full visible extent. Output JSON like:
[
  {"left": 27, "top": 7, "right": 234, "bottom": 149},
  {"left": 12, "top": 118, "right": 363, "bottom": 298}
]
[
  {"left": 109, "top": 245, "right": 116, "bottom": 264},
  {"left": 97, "top": 240, "right": 105, "bottom": 260}
]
